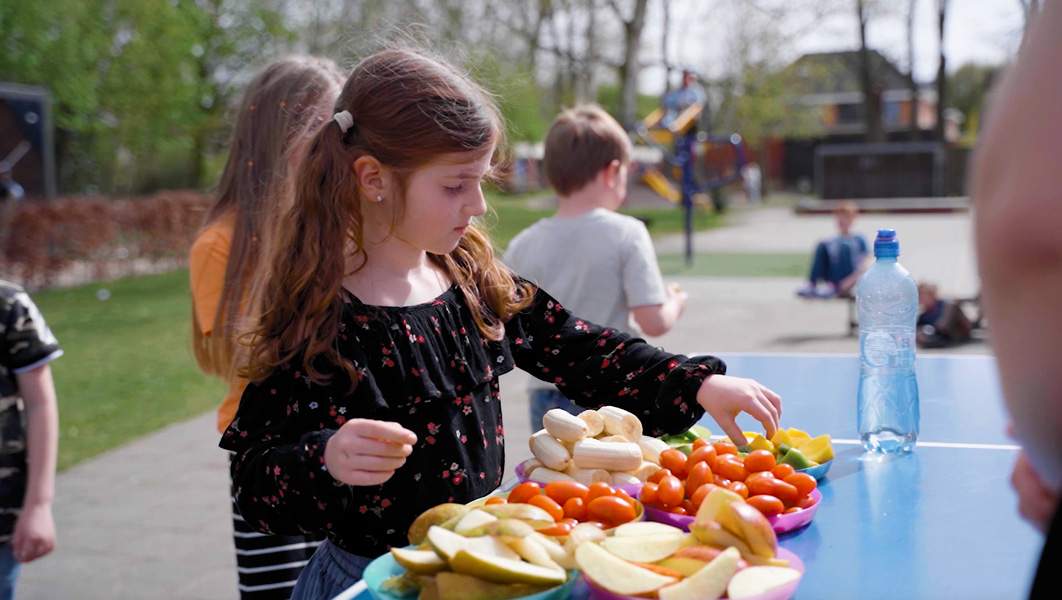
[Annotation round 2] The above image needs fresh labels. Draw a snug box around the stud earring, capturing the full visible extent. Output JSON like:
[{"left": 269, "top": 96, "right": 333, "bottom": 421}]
[{"left": 376, "top": 195, "right": 383, "bottom": 202}]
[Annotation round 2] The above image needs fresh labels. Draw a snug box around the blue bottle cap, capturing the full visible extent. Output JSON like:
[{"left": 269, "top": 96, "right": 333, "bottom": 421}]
[{"left": 874, "top": 229, "right": 899, "bottom": 258}]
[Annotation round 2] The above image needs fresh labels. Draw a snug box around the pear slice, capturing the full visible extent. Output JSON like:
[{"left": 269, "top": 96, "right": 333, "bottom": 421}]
[
  {"left": 449, "top": 549, "right": 567, "bottom": 586},
  {"left": 528, "top": 532, "right": 578, "bottom": 570},
  {"left": 390, "top": 547, "right": 449, "bottom": 575},
  {"left": 611, "top": 521, "right": 685, "bottom": 537},
  {"left": 435, "top": 572, "right": 552, "bottom": 600},
  {"left": 658, "top": 547, "right": 741, "bottom": 600},
  {"left": 657, "top": 556, "right": 710, "bottom": 577},
  {"left": 478, "top": 503, "right": 556, "bottom": 529},
  {"left": 505, "top": 536, "right": 563, "bottom": 571},
  {"left": 600, "top": 532, "right": 689, "bottom": 563},
  {"left": 408, "top": 503, "right": 472, "bottom": 545},
  {"left": 426, "top": 526, "right": 521, "bottom": 562},
  {"left": 575, "top": 541, "right": 677, "bottom": 596},
  {"left": 454, "top": 509, "right": 498, "bottom": 535},
  {"left": 726, "top": 566, "right": 802, "bottom": 599}
]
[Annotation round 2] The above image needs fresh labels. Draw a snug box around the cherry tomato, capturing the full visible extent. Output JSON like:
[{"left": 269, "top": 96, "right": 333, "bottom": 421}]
[
  {"left": 727, "top": 481, "right": 750, "bottom": 500},
  {"left": 587, "top": 496, "right": 637, "bottom": 526},
  {"left": 657, "top": 475, "right": 685, "bottom": 508},
  {"left": 614, "top": 489, "right": 636, "bottom": 506},
  {"left": 713, "top": 441, "right": 739, "bottom": 456},
  {"left": 768, "top": 480, "right": 801, "bottom": 507},
  {"left": 648, "top": 469, "right": 673, "bottom": 484},
  {"left": 746, "top": 494, "right": 785, "bottom": 517},
  {"left": 690, "top": 483, "right": 718, "bottom": 510},
  {"left": 784, "top": 507, "right": 803, "bottom": 515},
  {"left": 686, "top": 461, "right": 713, "bottom": 494},
  {"left": 771, "top": 464, "right": 796, "bottom": 479},
  {"left": 544, "top": 481, "right": 590, "bottom": 506},
  {"left": 537, "top": 520, "right": 574, "bottom": 536},
  {"left": 527, "top": 494, "right": 565, "bottom": 522},
  {"left": 640, "top": 482, "right": 659, "bottom": 505},
  {"left": 713, "top": 475, "right": 732, "bottom": 488},
  {"left": 509, "top": 482, "right": 542, "bottom": 504},
  {"left": 582, "top": 521, "right": 607, "bottom": 529},
  {"left": 784, "top": 473, "right": 818, "bottom": 498},
  {"left": 692, "top": 438, "right": 710, "bottom": 450},
  {"left": 746, "top": 474, "right": 779, "bottom": 497},
  {"left": 797, "top": 495, "right": 818, "bottom": 509},
  {"left": 743, "top": 450, "right": 777, "bottom": 473},
  {"left": 680, "top": 499, "right": 696, "bottom": 514},
  {"left": 659, "top": 449, "right": 689, "bottom": 479},
  {"left": 563, "top": 497, "right": 588, "bottom": 521},
  {"left": 586, "top": 482, "right": 615, "bottom": 503},
  {"left": 668, "top": 506, "right": 689, "bottom": 515},
  {"left": 714, "top": 455, "right": 749, "bottom": 482},
  {"left": 485, "top": 496, "right": 507, "bottom": 505},
  {"left": 559, "top": 517, "right": 579, "bottom": 528},
  {"left": 686, "top": 445, "right": 718, "bottom": 471}
]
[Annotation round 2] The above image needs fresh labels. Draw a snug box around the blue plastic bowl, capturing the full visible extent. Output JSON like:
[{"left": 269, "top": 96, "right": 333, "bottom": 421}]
[{"left": 797, "top": 459, "right": 832, "bottom": 481}]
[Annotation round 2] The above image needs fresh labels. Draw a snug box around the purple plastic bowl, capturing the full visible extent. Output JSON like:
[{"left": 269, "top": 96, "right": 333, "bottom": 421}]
[
  {"left": 583, "top": 547, "right": 805, "bottom": 600},
  {"left": 514, "top": 460, "right": 644, "bottom": 497},
  {"left": 641, "top": 489, "right": 822, "bottom": 535}
]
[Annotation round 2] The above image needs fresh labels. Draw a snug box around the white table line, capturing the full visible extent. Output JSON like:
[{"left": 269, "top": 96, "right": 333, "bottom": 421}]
[
  {"left": 831, "top": 439, "right": 1020, "bottom": 450},
  {"left": 333, "top": 579, "right": 367, "bottom": 600}
]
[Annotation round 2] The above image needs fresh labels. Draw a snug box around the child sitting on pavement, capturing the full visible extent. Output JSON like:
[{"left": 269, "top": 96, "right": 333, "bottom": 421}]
[
  {"left": 504, "top": 104, "right": 688, "bottom": 430},
  {"left": 797, "top": 200, "right": 869, "bottom": 299},
  {"left": 916, "top": 282, "right": 974, "bottom": 348}
]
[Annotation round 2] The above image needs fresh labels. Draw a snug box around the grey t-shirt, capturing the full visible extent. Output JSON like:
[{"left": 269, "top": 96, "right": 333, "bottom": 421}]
[{"left": 504, "top": 208, "right": 668, "bottom": 392}]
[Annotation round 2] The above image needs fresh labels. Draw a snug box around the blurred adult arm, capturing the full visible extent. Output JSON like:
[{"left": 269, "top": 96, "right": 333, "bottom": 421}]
[{"left": 972, "top": 0, "right": 1062, "bottom": 491}]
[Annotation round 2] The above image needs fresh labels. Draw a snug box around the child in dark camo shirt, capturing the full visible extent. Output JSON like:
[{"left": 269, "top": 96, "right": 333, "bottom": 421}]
[{"left": 0, "top": 281, "right": 61, "bottom": 600}]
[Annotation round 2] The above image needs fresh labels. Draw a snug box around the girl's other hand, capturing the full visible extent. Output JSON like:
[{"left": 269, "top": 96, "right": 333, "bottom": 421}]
[
  {"left": 695, "top": 375, "right": 781, "bottom": 443},
  {"left": 1012, "top": 449, "right": 1060, "bottom": 533},
  {"left": 324, "top": 419, "right": 418, "bottom": 486},
  {"left": 11, "top": 502, "right": 55, "bottom": 563}
]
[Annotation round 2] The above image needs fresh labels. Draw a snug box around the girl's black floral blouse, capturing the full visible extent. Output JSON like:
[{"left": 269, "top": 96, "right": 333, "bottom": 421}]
[{"left": 220, "top": 283, "right": 725, "bottom": 558}]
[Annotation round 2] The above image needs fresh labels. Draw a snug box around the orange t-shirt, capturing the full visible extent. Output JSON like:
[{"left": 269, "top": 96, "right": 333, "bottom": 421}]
[{"left": 189, "top": 214, "right": 248, "bottom": 433}]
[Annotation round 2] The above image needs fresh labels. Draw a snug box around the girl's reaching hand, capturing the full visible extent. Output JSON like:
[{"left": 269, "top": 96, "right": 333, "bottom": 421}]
[
  {"left": 324, "top": 419, "right": 418, "bottom": 486},
  {"left": 695, "top": 375, "right": 781, "bottom": 443}
]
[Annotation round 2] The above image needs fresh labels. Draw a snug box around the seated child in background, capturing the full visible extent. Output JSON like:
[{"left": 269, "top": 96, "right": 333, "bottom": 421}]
[
  {"left": 504, "top": 104, "right": 688, "bottom": 430},
  {"left": 797, "top": 200, "right": 869, "bottom": 299},
  {"left": 917, "top": 282, "right": 973, "bottom": 348}
]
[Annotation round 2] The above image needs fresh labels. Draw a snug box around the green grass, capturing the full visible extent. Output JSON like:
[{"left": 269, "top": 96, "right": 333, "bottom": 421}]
[
  {"left": 658, "top": 253, "right": 811, "bottom": 277},
  {"left": 32, "top": 270, "right": 225, "bottom": 471}
]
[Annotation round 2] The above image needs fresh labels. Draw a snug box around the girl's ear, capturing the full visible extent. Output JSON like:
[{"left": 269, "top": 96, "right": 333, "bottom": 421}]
[{"left": 353, "top": 156, "right": 392, "bottom": 201}]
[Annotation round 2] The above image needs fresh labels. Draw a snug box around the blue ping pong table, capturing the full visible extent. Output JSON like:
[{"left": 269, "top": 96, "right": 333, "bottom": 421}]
[{"left": 336, "top": 353, "right": 1044, "bottom": 600}]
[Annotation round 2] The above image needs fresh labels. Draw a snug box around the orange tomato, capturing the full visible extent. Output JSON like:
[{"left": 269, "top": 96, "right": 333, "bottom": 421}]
[
  {"left": 544, "top": 481, "right": 590, "bottom": 506},
  {"left": 614, "top": 489, "right": 636, "bottom": 506},
  {"left": 727, "top": 481, "right": 750, "bottom": 500},
  {"left": 587, "top": 496, "right": 637, "bottom": 526},
  {"left": 784, "top": 507, "right": 803, "bottom": 515},
  {"left": 563, "top": 497, "right": 588, "bottom": 521},
  {"left": 743, "top": 450, "right": 777, "bottom": 473},
  {"left": 746, "top": 494, "right": 785, "bottom": 517},
  {"left": 771, "top": 464, "right": 796, "bottom": 479},
  {"left": 640, "top": 482, "right": 659, "bottom": 505},
  {"left": 746, "top": 473, "right": 778, "bottom": 497},
  {"left": 768, "top": 480, "right": 801, "bottom": 507},
  {"left": 692, "top": 438, "right": 710, "bottom": 450},
  {"left": 648, "top": 469, "right": 673, "bottom": 484},
  {"left": 538, "top": 520, "right": 575, "bottom": 536},
  {"left": 713, "top": 475, "right": 732, "bottom": 488},
  {"left": 659, "top": 449, "right": 689, "bottom": 479},
  {"left": 713, "top": 441, "right": 739, "bottom": 456},
  {"left": 784, "top": 473, "right": 818, "bottom": 498},
  {"left": 527, "top": 494, "right": 565, "bottom": 522},
  {"left": 686, "top": 461, "right": 713, "bottom": 494},
  {"left": 714, "top": 455, "right": 749, "bottom": 482},
  {"left": 668, "top": 506, "right": 689, "bottom": 515},
  {"left": 687, "top": 445, "right": 718, "bottom": 471},
  {"left": 586, "top": 482, "right": 615, "bottom": 504},
  {"left": 509, "top": 482, "right": 542, "bottom": 504},
  {"left": 680, "top": 499, "right": 695, "bottom": 514},
  {"left": 797, "top": 496, "right": 817, "bottom": 509},
  {"left": 485, "top": 496, "right": 507, "bottom": 505},
  {"left": 690, "top": 483, "right": 718, "bottom": 510},
  {"left": 582, "top": 521, "right": 607, "bottom": 529},
  {"left": 657, "top": 475, "right": 685, "bottom": 508}
]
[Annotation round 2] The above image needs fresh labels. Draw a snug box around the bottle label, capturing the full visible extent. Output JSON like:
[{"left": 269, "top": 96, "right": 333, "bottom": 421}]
[{"left": 863, "top": 331, "right": 897, "bottom": 367}]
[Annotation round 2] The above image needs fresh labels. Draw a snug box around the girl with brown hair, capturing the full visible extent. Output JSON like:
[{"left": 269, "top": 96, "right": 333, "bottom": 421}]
[
  {"left": 220, "top": 48, "right": 781, "bottom": 597},
  {"left": 189, "top": 56, "right": 342, "bottom": 600}
]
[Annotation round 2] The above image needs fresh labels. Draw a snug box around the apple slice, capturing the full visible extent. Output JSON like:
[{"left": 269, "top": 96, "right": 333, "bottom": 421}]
[
  {"left": 694, "top": 487, "right": 744, "bottom": 525},
  {"left": 479, "top": 503, "right": 556, "bottom": 529},
  {"left": 454, "top": 509, "right": 499, "bottom": 534},
  {"left": 688, "top": 521, "right": 754, "bottom": 559},
  {"left": 449, "top": 549, "right": 568, "bottom": 586},
  {"left": 575, "top": 541, "right": 678, "bottom": 596},
  {"left": 726, "top": 501, "right": 778, "bottom": 559},
  {"left": 600, "top": 532, "right": 688, "bottom": 563},
  {"left": 390, "top": 547, "right": 448, "bottom": 575},
  {"left": 657, "top": 546, "right": 741, "bottom": 600},
  {"left": 611, "top": 521, "right": 685, "bottom": 537},
  {"left": 726, "top": 566, "right": 802, "bottom": 599},
  {"left": 426, "top": 526, "right": 521, "bottom": 562},
  {"left": 505, "top": 536, "right": 563, "bottom": 571},
  {"left": 528, "top": 532, "right": 577, "bottom": 570},
  {"left": 657, "top": 556, "right": 709, "bottom": 577}
]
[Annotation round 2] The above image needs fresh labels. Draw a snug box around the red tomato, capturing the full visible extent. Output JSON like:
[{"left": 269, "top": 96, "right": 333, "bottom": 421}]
[
  {"left": 686, "top": 445, "right": 718, "bottom": 471},
  {"left": 640, "top": 482, "right": 659, "bottom": 505},
  {"left": 544, "top": 481, "right": 590, "bottom": 506},
  {"left": 680, "top": 499, "right": 695, "bottom": 514},
  {"left": 714, "top": 455, "right": 749, "bottom": 482},
  {"left": 713, "top": 441, "right": 739, "bottom": 456},
  {"left": 743, "top": 450, "right": 777, "bottom": 473},
  {"left": 527, "top": 494, "right": 565, "bottom": 521},
  {"left": 659, "top": 449, "right": 689, "bottom": 479},
  {"left": 784, "top": 473, "right": 818, "bottom": 497},
  {"left": 615, "top": 489, "right": 636, "bottom": 506},
  {"left": 727, "top": 481, "right": 750, "bottom": 500},
  {"left": 746, "top": 473, "right": 779, "bottom": 497},
  {"left": 797, "top": 496, "right": 817, "bottom": 509},
  {"left": 690, "top": 483, "right": 718, "bottom": 510},
  {"left": 692, "top": 438, "right": 710, "bottom": 450},
  {"left": 587, "top": 496, "right": 637, "bottom": 526},
  {"left": 648, "top": 469, "right": 673, "bottom": 484},
  {"left": 746, "top": 494, "right": 785, "bottom": 517},
  {"left": 686, "top": 461, "right": 713, "bottom": 494},
  {"left": 563, "top": 497, "right": 588, "bottom": 521},
  {"left": 485, "top": 496, "right": 507, "bottom": 505},
  {"left": 657, "top": 475, "right": 685, "bottom": 508},
  {"left": 784, "top": 507, "right": 803, "bottom": 515},
  {"left": 537, "top": 520, "right": 574, "bottom": 536},
  {"left": 768, "top": 480, "right": 801, "bottom": 507},
  {"left": 771, "top": 464, "right": 796, "bottom": 479},
  {"left": 713, "top": 475, "right": 732, "bottom": 488},
  {"left": 586, "top": 482, "right": 615, "bottom": 504},
  {"left": 509, "top": 482, "right": 542, "bottom": 504},
  {"left": 668, "top": 506, "right": 689, "bottom": 515}
]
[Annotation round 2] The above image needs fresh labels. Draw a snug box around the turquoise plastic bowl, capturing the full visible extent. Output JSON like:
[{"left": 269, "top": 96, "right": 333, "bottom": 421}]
[{"left": 798, "top": 459, "right": 832, "bottom": 481}]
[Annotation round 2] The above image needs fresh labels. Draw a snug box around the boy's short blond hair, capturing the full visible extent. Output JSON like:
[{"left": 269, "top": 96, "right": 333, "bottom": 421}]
[
  {"left": 834, "top": 200, "right": 859, "bottom": 217},
  {"left": 543, "top": 104, "right": 631, "bottom": 196}
]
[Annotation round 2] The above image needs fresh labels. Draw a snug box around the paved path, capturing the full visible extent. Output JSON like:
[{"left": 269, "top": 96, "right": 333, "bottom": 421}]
[{"left": 19, "top": 206, "right": 991, "bottom": 599}]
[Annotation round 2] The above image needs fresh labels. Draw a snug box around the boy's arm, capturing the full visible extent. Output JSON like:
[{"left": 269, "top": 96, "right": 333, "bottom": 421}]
[
  {"left": 12, "top": 364, "right": 58, "bottom": 562},
  {"left": 624, "top": 223, "right": 685, "bottom": 336},
  {"left": 630, "top": 285, "right": 688, "bottom": 337}
]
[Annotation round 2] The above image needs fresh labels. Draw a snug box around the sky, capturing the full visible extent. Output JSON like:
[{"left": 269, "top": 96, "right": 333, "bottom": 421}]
[{"left": 639, "top": 0, "right": 1027, "bottom": 94}]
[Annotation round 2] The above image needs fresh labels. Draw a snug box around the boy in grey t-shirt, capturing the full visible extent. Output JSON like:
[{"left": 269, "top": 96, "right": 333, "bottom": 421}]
[{"left": 505, "top": 104, "right": 688, "bottom": 431}]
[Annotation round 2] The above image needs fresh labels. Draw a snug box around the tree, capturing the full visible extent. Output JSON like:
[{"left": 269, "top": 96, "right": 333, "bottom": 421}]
[
  {"left": 856, "top": 0, "right": 885, "bottom": 143},
  {"left": 906, "top": 0, "right": 920, "bottom": 140},
  {"left": 934, "top": 0, "right": 948, "bottom": 144},
  {"left": 606, "top": 0, "right": 650, "bottom": 128},
  {"left": 947, "top": 62, "right": 997, "bottom": 137}
]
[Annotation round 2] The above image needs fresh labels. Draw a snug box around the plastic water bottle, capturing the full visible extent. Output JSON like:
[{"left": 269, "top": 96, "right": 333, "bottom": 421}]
[{"left": 856, "top": 229, "right": 919, "bottom": 453}]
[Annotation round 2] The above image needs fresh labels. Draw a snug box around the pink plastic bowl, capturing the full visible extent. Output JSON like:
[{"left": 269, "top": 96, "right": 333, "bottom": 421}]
[{"left": 642, "top": 488, "right": 822, "bottom": 534}]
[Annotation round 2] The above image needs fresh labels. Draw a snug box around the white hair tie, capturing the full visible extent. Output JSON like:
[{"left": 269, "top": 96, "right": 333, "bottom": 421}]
[{"left": 333, "top": 110, "right": 354, "bottom": 134}]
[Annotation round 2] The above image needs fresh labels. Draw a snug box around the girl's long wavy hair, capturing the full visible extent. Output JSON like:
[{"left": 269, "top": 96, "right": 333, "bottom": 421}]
[
  {"left": 242, "top": 48, "right": 533, "bottom": 386},
  {"left": 192, "top": 56, "right": 342, "bottom": 380}
]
